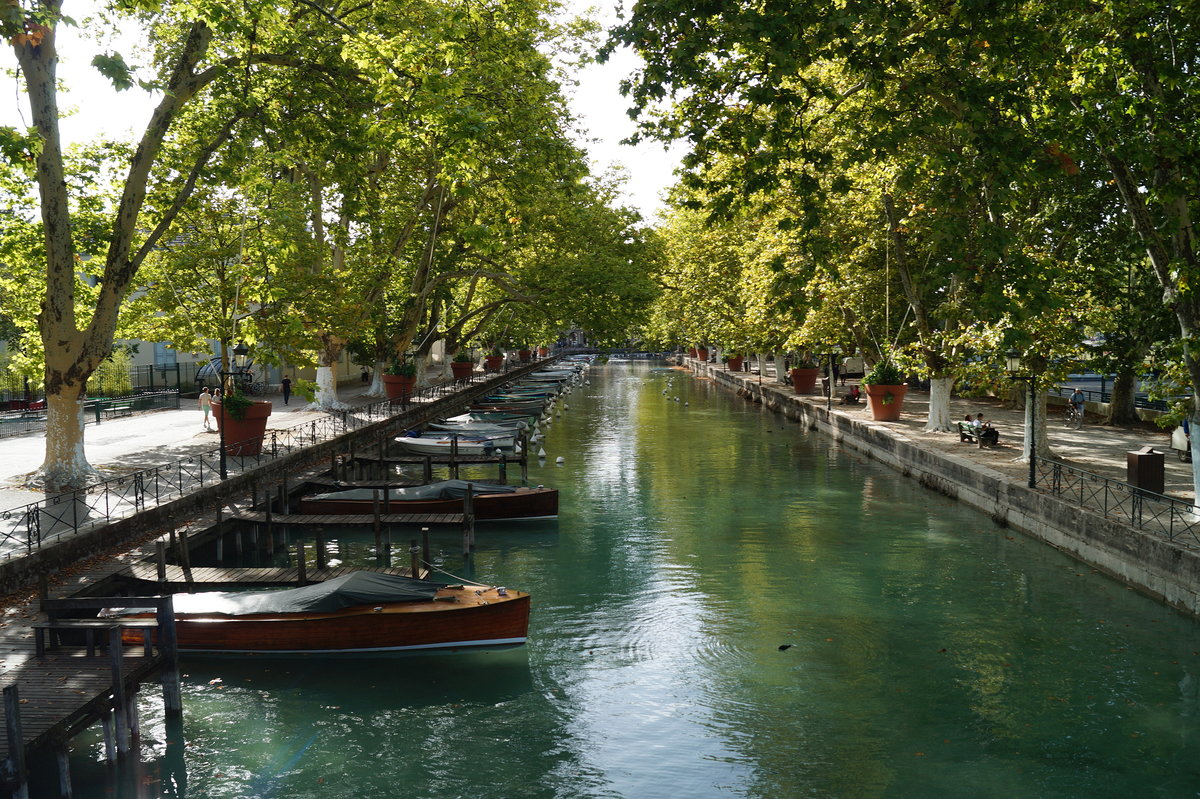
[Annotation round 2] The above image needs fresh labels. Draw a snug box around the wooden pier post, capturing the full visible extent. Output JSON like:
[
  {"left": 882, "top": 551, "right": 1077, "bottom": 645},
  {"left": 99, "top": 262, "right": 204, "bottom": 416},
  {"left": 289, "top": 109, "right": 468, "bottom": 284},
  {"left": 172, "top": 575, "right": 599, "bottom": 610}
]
[
  {"left": 53, "top": 738, "right": 70, "bottom": 799},
  {"left": 450, "top": 437, "right": 460, "bottom": 479},
  {"left": 423, "top": 456, "right": 432, "bottom": 483},
  {"left": 3, "top": 685, "right": 29, "bottom": 799},
  {"left": 372, "top": 490, "right": 383, "bottom": 560},
  {"left": 155, "top": 541, "right": 167, "bottom": 583},
  {"left": 297, "top": 543, "right": 307, "bottom": 585},
  {"left": 421, "top": 527, "right": 430, "bottom": 574},
  {"left": 499, "top": 453, "right": 507, "bottom": 484},
  {"left": 177, "top": 529, "right": 194, "bottom": 590},
  {"left": 157, "top": 598, "right": 183, "bottom": 718},
  {"left": 410, "top": 539, "right": 420, "bottom": 579},
  {"left": 101, "top": 712, "right": 115, "bottom": 763},
  {"left": 383, "top": 524, "right": 392, "bottom": 567},
  {"left": 465, "top": 484, "right": 476, "bottom": 550},
  {"left": 520, "top": 441, "right": 528, "bottom": 483},
  {"left": 109, "top": 627, "right": 129, "bottom": 755},
  {"left": 280, "top": 477, "right": 289, "bottom": 514},
  {"left": 315, "top": 527, "right": 327, "bottom": 571}
]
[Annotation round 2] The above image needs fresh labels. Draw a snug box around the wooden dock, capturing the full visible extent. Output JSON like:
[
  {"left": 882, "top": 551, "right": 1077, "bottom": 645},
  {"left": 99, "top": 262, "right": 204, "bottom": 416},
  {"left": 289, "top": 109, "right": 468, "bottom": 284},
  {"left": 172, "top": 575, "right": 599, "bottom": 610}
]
[
  {"left": 226, "top": 510, "right": 465, "bottom": 526},
  {"left": 114, "top": 563, "right": 426, "bottom": 591}
]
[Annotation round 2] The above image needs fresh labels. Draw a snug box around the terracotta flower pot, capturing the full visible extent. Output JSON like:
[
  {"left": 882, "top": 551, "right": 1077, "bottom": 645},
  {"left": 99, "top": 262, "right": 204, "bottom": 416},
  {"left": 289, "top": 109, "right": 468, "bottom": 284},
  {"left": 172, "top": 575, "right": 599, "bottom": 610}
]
[
  {"left": 696, "top": 347, "right": 709, "bottom": 361},
  {"left": 864, "top": 383, "right": 908, "bottom": 421},
  {"left": 451, "top": 361, "right": 474, "bottom": 379},
  {"left": 484, "top": 356, "right": 504, "bottom": 371},
  {"left": 518, "top": 349, "right": 532, "bottom": 362},
  {"left": 382, "top": 374, "right": 416, "bottom": 399},
  {"left": 725, "top": 356, "right": 744, "bottom": 372},
  {"left": 790, "top": 367, "right": 820, "bottom": 394},
  {"left": 537, "top": 347, "right": 549, "bottom": 357},
  {"left": 688, "top": 347, "right": 698, "bottom": 358},
  {"left": 213, "top": 400, "right": 272, "bottom": 456}
]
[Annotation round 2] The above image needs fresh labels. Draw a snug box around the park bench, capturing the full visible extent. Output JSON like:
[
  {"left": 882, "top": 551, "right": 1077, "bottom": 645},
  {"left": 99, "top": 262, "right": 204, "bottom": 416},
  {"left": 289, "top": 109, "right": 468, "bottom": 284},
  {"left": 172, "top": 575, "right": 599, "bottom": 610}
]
[
  {"left": 102, "top": 401, "right": 134, "bottom": 419},
  {"left": 957, "top": 421, "right": 997, "bottom": 448}
]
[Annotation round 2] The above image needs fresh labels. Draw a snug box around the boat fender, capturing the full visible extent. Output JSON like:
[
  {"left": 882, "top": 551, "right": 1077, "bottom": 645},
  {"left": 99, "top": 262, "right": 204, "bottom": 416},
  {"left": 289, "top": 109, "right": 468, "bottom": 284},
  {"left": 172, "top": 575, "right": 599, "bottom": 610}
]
[
  {"left": 556, "top": 456, "right": 565, "bottom": 464},
  {"left": 497, "top": 588, "right": 508, "bottom": 597}
]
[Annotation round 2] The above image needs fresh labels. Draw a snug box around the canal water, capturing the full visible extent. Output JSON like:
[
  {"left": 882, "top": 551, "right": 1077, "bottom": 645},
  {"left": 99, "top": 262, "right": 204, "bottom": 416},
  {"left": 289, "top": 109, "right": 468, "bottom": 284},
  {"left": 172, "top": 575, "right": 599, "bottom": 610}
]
[{"left": 57, "top": 362, "right": 1200, "bottom": 798}]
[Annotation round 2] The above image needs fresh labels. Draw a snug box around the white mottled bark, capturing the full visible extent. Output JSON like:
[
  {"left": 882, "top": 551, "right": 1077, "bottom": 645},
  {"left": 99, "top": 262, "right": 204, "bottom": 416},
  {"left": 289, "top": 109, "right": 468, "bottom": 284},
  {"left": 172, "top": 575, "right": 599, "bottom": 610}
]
[
  {"left": 923, "top": 376, "right": 954, "bottom": 432},
  {"left": 35, "top": 393, "right": 97, "bottom": 492},
  {"left": 310, "top": 366, "right": 347, "bottom": 410}
]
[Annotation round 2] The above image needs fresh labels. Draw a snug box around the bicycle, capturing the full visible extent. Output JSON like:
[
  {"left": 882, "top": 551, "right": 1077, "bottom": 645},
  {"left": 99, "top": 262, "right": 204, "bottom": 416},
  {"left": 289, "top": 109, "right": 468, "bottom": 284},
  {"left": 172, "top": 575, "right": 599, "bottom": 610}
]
[{"left": 1065, "top": 403, "right": 1084, "bottom": 429}]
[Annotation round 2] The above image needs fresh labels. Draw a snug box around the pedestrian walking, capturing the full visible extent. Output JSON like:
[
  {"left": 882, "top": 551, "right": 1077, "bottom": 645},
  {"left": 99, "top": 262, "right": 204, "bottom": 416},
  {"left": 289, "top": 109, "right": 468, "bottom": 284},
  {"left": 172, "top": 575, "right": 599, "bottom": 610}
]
[
  {"left": 361, "top": 368, "right": 370, "bottom": 384},
  {"left": 198, "top": 387, "right": 213, "bottom": 430},
  {"left": 281, "top": 376, "right": 292, "bottom": 406}
]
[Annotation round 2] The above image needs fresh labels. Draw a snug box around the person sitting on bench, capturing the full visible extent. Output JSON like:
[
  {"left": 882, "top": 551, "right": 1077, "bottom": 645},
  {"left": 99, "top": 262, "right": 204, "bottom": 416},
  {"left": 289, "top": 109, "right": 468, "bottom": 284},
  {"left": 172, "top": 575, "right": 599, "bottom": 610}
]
[
  {"left": 974, "top": 413, "right": 999, "bottom": 445},
  {"left": 840, "top": 385, "right": 861, "bottom": 404}
]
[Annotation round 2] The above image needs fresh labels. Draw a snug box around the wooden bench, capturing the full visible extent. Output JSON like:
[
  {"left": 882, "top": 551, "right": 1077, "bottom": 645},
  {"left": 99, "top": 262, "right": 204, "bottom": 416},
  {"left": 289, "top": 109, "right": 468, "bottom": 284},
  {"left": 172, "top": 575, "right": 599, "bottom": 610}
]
[
  {"left": 957, "top": 421, "right": 998, "bottom": 448},
  {"left": 32, "top": 618, "right": 160, "bottom": 658},
  {"left": 102, "top": 402, "right": 134, "bottom": 419}
]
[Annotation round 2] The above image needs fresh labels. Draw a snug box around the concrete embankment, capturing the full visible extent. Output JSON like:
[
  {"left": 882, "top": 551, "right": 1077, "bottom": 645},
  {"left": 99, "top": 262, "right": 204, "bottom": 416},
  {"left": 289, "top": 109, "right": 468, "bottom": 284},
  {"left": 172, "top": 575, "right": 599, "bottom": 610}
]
[{"left": 692, "top": 360, "right": 1200, "bottom": 619}]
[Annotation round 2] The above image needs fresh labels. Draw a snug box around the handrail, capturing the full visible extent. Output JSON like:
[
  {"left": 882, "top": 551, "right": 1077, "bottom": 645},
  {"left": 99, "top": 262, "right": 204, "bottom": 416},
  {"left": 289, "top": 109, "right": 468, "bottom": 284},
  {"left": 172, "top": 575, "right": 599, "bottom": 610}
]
[
  {"left": 0, "top": 358, "right": 558, "bottom": 561},
  {"left": 1032, "top": 457, "right": 1199, "bottom": 546}
]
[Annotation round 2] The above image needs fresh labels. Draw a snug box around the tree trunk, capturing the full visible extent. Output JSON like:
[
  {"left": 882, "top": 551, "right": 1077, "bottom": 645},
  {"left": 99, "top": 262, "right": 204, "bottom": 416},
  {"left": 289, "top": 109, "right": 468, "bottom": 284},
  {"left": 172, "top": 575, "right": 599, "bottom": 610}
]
[
  {"left": 39, "top": 389, "right": 94, "bottom": 493},
  {"left": 773, "top": 351, "right": 788, "bottom": 383},
  {"left": 923, "top": 376, "right": 955, "bottom": 432},
  {"left": 1019, "top": 386, "right": 1054, "bottom": 463},
  {"left": 312, "top": 337, "right": 347, "bottom": 409},
  {"left": 365, "top": 358, "right": 387, "bottom": 398},
  {"left": 1103, "top": 370, "right": 1139, "bottom": 425}
]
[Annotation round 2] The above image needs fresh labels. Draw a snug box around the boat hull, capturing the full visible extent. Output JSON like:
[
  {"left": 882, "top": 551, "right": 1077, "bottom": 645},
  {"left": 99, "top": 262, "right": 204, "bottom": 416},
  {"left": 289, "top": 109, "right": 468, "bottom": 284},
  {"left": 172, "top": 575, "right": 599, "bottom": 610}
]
[
  {"left": 299, "top": 486, "right": 558, "bottom": 520},
  {"left": 395, "top": 438, "right": 495, "bottom": 455},
  {"left": 145, "top": 587, "right": 530, "bottom": 654}
]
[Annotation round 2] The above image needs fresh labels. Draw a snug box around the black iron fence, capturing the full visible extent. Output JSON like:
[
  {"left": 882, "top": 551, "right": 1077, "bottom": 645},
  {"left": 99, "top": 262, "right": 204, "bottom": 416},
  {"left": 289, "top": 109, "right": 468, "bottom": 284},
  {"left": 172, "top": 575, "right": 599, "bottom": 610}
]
[
  {"left": 0, "top": 363, "right": 204, "bottom": 411},
  {"left": 0, "top": 355, "right": 565, "bottom": 561},
  {"left": 1033, "top": 457, "right": 1200, "bottom": 546},
  {"left": 0, "top": 391, "right": 180, "bottom": 440}
]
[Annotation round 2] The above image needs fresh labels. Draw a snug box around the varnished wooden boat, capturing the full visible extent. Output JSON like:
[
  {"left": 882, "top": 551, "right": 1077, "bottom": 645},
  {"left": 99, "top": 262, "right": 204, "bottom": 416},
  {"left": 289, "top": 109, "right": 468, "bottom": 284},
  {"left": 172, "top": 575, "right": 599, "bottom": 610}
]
[
  {"left": 299, "top": 480, "right": 558, "bottom": 520},
  {"left": 122, "top": 572, "right": 530, "bottom": 654}
]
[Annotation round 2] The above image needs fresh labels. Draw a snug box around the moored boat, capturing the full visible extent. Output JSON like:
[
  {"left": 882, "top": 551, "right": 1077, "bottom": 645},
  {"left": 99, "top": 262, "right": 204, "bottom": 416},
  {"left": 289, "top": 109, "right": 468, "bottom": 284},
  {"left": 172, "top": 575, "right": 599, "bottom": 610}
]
[
  {"left": 395, "top": 437, "right": 496, "bottom": 456},
  {"left": 120, "top": 571, "right": 529, "bottom": 654},
  {"left": 300, "top": 479, "right": 558, "bottom": 520}
]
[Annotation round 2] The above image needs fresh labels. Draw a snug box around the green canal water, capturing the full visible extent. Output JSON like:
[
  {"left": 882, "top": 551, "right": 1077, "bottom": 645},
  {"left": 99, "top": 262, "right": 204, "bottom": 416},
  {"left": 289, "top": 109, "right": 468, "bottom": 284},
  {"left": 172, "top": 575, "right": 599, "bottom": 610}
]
[{"left": 56, "top": 362, "right": 1200, "bottom": 798}]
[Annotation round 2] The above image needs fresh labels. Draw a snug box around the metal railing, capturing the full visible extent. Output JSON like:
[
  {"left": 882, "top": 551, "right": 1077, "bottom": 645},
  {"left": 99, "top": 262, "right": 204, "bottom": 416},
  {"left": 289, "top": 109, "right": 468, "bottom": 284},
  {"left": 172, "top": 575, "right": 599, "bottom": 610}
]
[
  {"left": 0, "top": 358, "right": 552, "bottom": 561},
  {"left": 1033, "top": 458, "right": 1200, "bottom": 546},
  {"left": 1045, "top": 384, "right": 1170, "bottom": 412},
  {"left": 0, "top": 391, "right": 181, "bottom": 440}
]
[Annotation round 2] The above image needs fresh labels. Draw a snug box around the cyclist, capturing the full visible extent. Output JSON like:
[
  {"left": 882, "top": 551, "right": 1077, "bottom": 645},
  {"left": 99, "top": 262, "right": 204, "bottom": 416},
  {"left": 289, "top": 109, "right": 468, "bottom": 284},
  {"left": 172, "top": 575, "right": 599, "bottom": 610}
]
[{"left": 1068, "top": 387, "right": 1086, "bottom": 427}]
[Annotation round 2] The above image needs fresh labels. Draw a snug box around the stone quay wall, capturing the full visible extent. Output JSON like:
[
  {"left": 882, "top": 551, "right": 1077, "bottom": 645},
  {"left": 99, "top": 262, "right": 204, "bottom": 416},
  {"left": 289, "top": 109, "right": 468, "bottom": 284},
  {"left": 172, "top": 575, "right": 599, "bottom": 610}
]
[{"left": 696, "top": 361, "right": 1200, "bottom": 619}]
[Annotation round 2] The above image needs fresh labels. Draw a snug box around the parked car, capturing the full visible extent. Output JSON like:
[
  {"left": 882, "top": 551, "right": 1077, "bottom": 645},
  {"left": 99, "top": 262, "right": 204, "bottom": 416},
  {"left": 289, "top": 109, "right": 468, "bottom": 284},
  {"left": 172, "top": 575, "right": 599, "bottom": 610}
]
[{"left": 841, "top": 356, "right": 865, "bottom": 378}]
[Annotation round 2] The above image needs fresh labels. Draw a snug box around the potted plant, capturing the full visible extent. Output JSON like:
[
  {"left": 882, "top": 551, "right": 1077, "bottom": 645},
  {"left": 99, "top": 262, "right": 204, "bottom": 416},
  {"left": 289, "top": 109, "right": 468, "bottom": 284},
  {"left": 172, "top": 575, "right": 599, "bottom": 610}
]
[
  {"left": 484, "top": 347, "right": 504, "bottom": 371},
  {"left": 537, "top": 345, "right": 549, "bottom": 357},
  {"left": 450, "top": 350, "right": 475, "bottom": 379},
  {"left": 382, "top": 359, "right": 418, "bottom": 399},
  {"left": 723, "top": 352, "right": 744, "bottom": 372},
  {"left": 696, "top": 345, "right": 709, "bottom": 361},
  {"left": 212, "top": 388, "right": 273, "bottom": 455},
  {"left": 862, "top": 359, "right": 907, "bottom": 421},
  {"left": 517, "top": 345, "right": 532, "bottom": 362},
  {"left": 789, "top": 355, "right": 821, "bottom": 394}
]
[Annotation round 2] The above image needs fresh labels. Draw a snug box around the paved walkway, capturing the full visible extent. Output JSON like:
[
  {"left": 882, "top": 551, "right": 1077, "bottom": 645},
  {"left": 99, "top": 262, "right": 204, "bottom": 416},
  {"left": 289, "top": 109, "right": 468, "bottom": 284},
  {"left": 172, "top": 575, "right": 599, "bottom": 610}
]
[
  {"left": 0, "top": 382, "right": 381, "bottom": 513},
  {"left": 712, "top": 364, "right": 1194, "bottom": 502}
]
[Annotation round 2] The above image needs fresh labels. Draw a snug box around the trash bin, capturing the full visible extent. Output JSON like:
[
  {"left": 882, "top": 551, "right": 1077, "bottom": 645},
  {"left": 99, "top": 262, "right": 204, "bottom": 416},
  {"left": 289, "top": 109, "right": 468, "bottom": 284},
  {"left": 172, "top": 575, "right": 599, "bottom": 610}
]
[{"left": 1127, "top": 446, "right": 1165, "bottom": 494}]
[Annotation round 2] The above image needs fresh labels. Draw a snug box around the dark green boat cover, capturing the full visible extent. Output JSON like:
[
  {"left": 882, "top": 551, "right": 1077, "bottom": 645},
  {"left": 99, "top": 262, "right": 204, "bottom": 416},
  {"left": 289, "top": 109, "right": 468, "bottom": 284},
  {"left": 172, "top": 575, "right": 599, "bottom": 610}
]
[
  {"left": 168, "top": 571, "right": 443, "bottom": 616},
  {"left": 310, "top": 479, "right": 519, "bottom": 503}
]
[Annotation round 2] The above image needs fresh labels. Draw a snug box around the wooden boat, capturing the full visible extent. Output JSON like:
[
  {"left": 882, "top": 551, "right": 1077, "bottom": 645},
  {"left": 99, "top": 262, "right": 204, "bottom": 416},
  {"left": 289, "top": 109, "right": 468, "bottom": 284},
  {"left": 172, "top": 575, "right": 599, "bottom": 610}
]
[
  {"left": 441, "top": 412, "right": 532, "bottom": 426},
  {"left": 395, "top": 437, "right": 496, "bottom": 456},
  {"left": 429, "top": 421, "right": 527, "bottom": 435},
  {"left": 300, "top": 479, "right": 559, "bottom": 520},
  {"left": 120, "top": 572, "right": 529, "bottom": 654},
  {"left": 408, "top": 429, "right": 516, "bottom": 448},
  {"left": 470, "top": 400, "right": 547, "bottom": 414}
]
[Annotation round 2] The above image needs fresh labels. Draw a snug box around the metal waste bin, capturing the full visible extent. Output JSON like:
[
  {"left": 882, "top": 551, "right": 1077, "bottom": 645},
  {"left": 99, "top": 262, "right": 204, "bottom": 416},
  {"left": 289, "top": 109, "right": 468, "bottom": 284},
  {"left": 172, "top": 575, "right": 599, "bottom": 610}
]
[{"left": 1127, "top": 446, "right": 1165, "bottom": 495}]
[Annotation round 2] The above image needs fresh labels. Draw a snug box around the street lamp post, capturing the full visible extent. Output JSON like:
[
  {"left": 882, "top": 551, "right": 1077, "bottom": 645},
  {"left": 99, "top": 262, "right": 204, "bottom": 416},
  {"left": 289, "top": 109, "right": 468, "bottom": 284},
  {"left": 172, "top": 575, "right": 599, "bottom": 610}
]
[
  {"left": 1006, "top": 348, "right": 1037, "bottom": 489},
  {"left": 218, "top": 342, "right": 250, "bottom": 480}
]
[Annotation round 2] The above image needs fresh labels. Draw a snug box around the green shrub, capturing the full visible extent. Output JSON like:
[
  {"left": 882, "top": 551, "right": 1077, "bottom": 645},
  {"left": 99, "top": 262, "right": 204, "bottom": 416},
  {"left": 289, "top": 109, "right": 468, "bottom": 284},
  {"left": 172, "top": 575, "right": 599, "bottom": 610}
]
[{"left": 863, "top": 360, "right": 904, "bottom": 386}]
